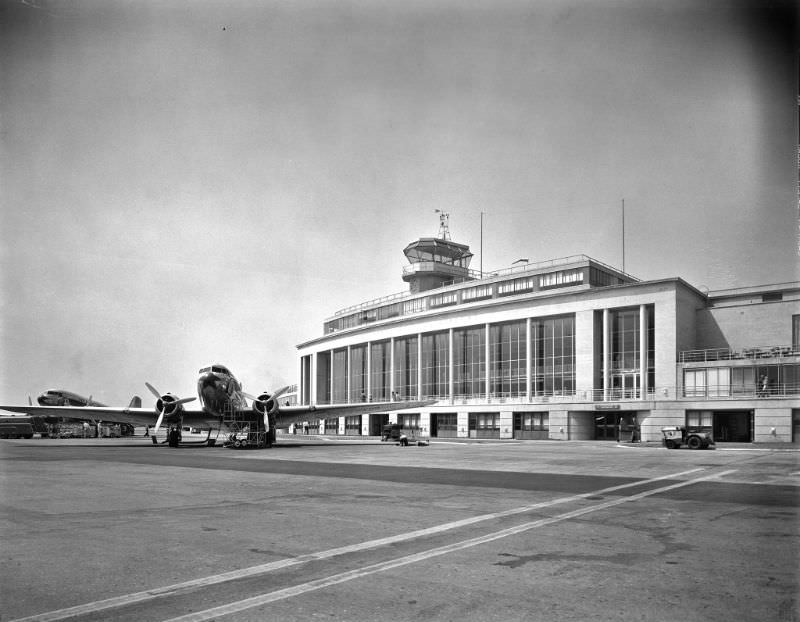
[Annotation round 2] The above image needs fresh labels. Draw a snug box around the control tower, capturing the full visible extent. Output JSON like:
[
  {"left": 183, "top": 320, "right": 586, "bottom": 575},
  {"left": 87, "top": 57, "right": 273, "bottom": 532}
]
[{"left": 402, "top": 212, "right": 475, "bottom": 293}]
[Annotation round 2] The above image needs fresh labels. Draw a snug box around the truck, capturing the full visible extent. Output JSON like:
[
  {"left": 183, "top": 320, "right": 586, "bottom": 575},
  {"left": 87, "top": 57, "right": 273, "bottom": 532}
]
[{"left": 661, "top": 426, "right": 715, "bottom": 450}]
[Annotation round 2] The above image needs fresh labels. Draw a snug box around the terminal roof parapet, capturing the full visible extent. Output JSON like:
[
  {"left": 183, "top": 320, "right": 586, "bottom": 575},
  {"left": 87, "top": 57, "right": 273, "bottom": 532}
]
[{"left": 325, "top": 254, "right": 638, "bottom": 333}]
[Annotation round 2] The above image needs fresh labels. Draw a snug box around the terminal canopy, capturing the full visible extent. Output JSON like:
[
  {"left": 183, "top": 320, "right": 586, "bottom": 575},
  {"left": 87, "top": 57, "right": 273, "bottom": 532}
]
[{"left": 403, "top": 238, "right": 473, "bottom": 268}]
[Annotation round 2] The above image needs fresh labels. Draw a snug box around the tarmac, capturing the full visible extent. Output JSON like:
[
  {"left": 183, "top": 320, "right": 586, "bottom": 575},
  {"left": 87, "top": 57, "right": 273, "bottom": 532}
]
[{"left": 1, "top": 435, "right": 798, "bottom": 622}]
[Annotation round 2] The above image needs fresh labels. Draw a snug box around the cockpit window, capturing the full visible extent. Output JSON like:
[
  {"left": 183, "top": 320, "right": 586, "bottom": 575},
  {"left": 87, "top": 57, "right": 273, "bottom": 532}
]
[
  {"left": 199, "top": 367, "right": 211, "bottom": 373},
  {"left": 212, "top": 366, "right": 229, "bottom": 375}
]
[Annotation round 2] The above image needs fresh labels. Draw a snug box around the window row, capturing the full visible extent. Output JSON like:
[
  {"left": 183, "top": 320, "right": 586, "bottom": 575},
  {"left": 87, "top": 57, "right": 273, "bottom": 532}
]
[
  {"left": 313, "top": 316, "right": 575, "bottom": 403},
  {"left": 683, "top": 364, "right": 800, "bottom": 398}
]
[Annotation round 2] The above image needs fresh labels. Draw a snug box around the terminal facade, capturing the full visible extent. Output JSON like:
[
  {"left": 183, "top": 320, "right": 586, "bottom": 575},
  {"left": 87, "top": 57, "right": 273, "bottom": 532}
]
[{"left": 295, "top": 229, "right": 800, "bottom": 444}]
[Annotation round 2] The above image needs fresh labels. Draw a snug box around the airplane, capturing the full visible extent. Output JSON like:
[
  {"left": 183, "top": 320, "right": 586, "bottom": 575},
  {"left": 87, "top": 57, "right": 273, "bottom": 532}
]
[
  {"left": 0, "top": 363, "right": 433, "bottom": 448},
  {"left": 36, "top": 390, "right": 142, "bottom": 409}
]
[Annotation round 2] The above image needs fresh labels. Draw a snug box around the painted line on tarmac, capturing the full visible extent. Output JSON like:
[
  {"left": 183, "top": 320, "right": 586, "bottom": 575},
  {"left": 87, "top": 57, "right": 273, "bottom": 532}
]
[
  {"left": 164, "top": 469, "right": 738, "bottom": 622},
  {"left": 9, "top": 467, "right": 706, "bottom": 622}
]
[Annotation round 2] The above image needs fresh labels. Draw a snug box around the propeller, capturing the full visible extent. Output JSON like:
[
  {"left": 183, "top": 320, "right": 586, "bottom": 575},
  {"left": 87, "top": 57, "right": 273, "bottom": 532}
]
[
  {"left": 145, "top": 382, "right": 196, "bottom": 442},
  {"left": 244, "top": 387, "right": 291, "bottom": 433},
  {"left": 243, "top": 391, "right": 271, "bottom": 431}
]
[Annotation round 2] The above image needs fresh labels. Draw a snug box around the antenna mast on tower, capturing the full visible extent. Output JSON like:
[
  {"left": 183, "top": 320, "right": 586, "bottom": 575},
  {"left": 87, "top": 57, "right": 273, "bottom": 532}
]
[{"left": 434, "top": 209, "right": 451, "bottom": 240}]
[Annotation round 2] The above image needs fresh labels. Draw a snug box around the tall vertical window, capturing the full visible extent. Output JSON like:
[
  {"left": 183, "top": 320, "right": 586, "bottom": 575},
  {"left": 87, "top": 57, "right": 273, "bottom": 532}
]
[
  {"left": 301, "top": 355, "right": 311, "bottom": 405},
  {"left": 490, "top": 321, "right": 527, "bottom": 397},
  {"left": 531, "top": 315, "right": 575, "bottom": 396},
  {"left": 421, "top": 331, "right": 449, "bottom": 399},
  {"left": 453, "top": 326, "right": 485, "bottom": 398},
  {"left": 315, "top": 352, "right": 331, "bottom": 404},
  {"left": 332, "top": 348, "right": 348, "bottom": 403},
  {"left": 647, "top": 306, "right": 655, "bottom": 393},
  {"left": 393, "top": 336, "right": 418, "bottom": 400},
  {"left": 369, "top": 341, "right": 391, "bottom": 402},
  {"left": 612, "top": 309, "right": 640, "bottom": 371},
  {"left": 349, "top": 344, "right": 367, "bottom": 402},
  {"left": 794, "top": 315, "right": 800, "bottom": 351}
]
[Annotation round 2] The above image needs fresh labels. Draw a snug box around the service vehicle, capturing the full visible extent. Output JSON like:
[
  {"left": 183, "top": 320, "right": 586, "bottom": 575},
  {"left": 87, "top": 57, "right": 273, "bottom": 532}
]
[{"left": 661, "top": 426, "right": 714, "bottom": 449}]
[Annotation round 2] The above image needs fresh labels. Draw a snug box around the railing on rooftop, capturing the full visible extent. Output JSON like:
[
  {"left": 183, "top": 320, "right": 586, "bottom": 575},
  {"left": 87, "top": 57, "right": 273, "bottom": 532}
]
[
  {"left": 679, "top": 345, "right": 798, "bottom": 363},
  {"left": 332, "top": 254, "right": 637, "bottom": 319}
]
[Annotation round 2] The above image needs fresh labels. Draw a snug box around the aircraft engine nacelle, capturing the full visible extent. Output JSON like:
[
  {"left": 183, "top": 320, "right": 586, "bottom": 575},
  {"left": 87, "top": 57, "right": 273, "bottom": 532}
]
[
  {"left": 252, "top": 392, "right": 280, "bottom": 418},
  {"left": 154, "top": 393, "right": 187, "bottom": 417}
]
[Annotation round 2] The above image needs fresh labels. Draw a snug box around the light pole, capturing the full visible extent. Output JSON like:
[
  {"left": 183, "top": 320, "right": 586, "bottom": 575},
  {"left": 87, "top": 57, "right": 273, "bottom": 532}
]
[{"left": 479, "top": 211, "right": 484, "bottom": 277}]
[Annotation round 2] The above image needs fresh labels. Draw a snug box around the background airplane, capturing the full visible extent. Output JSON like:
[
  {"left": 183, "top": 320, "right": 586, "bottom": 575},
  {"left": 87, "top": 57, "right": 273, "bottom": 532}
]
[
  {"left": 0, "top": 363, "right": 432, "bottom": 448},
  {"left": 36, "top": 390, "right": 142, "bottom": 409}
]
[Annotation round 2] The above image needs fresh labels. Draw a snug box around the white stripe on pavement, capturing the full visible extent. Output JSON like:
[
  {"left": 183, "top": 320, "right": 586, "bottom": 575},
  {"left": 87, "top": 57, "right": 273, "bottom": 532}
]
[{"left": 10, "top": 467, "right": 709, "bottom": 622}]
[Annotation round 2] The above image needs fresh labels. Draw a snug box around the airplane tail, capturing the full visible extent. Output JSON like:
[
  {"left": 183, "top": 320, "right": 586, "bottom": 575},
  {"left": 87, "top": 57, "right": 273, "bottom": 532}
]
[{"left": 129, "top": 395, "right": 142, "bottom": 408}]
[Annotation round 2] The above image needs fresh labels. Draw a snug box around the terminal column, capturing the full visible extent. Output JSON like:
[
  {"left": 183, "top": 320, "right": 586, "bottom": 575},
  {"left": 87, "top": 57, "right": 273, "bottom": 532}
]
[
  {"left": 603, "top": 308, "right": 610, "bottom": 400},
  {"left": 485, "top": 323, "right": 491, "bottom": 399},
  {"left": 329, "top": 349, "right": 334, "bottom": 405},
  {"left": 448, "top": 328, "right": 454, "bottom": 403},
  {"left": 639, "top": 304, "right": 647, "bottom": 398},
  {"left": 526, "top": 317, "right": 532, "bottom": 402},
  {"left": 390, "top": 337, "right": 395, "bottom": 399},
  {"left": 366, "top": 340, "right": 371, "bottom": 401},
  {"left": 346, "top": 345, "right": 351, "bottom": 404},
  {"left": 417, "top": 332, "right": 423, "bottom": 400}
]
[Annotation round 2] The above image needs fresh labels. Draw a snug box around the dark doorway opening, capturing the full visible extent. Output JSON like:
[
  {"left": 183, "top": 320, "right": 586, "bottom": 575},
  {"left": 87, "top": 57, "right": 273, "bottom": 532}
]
[
  {"left": 713, "top": 411, "right": 753, "bottom": 442},
  {"left": 595, "top": 411, "right": 639, "bottom": 441},
  {"left": 370, "top": 414, "right": 389, "bottom": 436}
]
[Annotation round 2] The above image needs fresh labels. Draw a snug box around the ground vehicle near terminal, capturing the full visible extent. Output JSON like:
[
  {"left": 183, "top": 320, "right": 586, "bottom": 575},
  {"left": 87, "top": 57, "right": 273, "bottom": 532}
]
[
  {"left": 381, "top": 423, "right": 430, "bottom": 446},
  {"left": 381, "top": 423, "right": 411, "bottom": 445},
  {"left": 661, "top": 426, "right": 715, "bottom": 449},
  {"left": 0, "top": 416, "right": 49, "bottom": 439}
]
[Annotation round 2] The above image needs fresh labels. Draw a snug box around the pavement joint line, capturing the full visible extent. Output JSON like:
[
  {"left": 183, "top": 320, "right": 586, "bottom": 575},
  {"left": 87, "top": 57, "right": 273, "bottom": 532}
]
[
  {"left": 8, "top": 467, "right": 706, "bottom": 622},
  {"left": 163, "top": 469, "right": 739, "bottom": 622}
]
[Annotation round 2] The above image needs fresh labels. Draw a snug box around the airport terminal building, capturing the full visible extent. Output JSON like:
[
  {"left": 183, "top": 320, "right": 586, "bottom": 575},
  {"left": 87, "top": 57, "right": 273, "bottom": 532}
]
[{"left": 295, "top": 231, "right": 800, "bottom": 444}]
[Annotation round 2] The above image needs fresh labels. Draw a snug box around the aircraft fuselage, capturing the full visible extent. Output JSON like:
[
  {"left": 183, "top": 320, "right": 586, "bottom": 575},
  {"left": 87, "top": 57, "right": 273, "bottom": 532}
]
[
  {"left": 196, "top": 364, "right": 247, "bottom": 418},
  {"left": 37, "top": 390, "right": 105, "bottom": 407}
]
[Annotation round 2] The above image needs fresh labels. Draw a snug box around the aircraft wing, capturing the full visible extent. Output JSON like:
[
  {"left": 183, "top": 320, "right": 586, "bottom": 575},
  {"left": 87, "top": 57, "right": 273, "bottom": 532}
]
[
  {"left": 0, "top": 405, "right": 213, "bottom": 428},
  {"left": 274, "top": 400, "right": 436, "bottom": 428}
]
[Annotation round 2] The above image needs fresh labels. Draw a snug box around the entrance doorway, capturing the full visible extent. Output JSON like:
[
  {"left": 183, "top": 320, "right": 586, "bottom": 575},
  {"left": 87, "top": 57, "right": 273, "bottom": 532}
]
[
  {"left": 369, "top": 414, "right": 389, "bottom": 436},
  {"left": 793, "top": 410, "right": 800, "bottom": 442},
  {"left": 713, "top": 411, "right": 753, "bottom": 442},
  {"left": 595, "top": 411, "right": 639, "bottom": 441}
]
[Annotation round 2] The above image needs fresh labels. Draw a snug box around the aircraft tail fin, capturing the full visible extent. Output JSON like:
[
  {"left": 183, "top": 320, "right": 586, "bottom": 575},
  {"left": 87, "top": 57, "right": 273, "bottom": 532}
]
[{"left": 129, "top": 395, "right": 142, "bottom": 408}]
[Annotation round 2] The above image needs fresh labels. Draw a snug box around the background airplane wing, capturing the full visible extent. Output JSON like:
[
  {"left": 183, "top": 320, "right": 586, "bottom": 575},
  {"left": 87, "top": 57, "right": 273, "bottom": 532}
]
[
  {"left": 0, "top": 404, "right": 209, "bottom": 428},
  {"left": 275, "top": 400, "right": 436, "bottom": 427}
]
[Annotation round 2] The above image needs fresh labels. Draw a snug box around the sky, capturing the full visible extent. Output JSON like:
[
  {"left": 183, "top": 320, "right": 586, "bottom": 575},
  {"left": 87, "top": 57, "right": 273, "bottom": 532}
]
[{"left": 0, "top": 0, "right": 797, "bottom": 405}]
